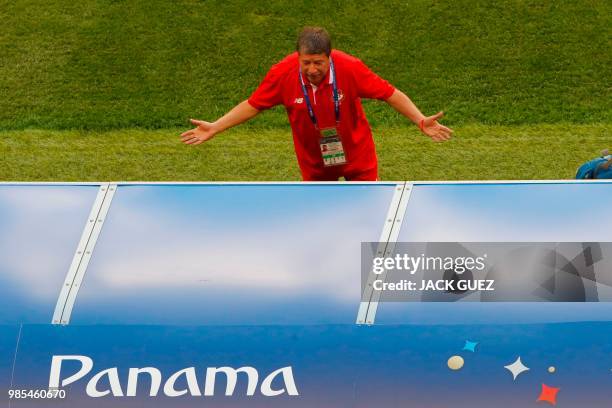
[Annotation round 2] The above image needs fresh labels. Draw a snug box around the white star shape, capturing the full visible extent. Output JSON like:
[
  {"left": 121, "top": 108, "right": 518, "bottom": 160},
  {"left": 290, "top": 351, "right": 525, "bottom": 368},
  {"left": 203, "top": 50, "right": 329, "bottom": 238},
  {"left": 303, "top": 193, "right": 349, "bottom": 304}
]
[{"left": 504, "top": 356, "right": 530, "bottom": 380}]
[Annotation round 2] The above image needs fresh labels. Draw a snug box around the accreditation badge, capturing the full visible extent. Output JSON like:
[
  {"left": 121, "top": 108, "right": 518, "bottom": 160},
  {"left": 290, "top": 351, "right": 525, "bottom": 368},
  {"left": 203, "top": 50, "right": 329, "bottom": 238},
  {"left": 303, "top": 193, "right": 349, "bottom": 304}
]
[{"left": 319, "top": 127, "right": 347, "bottom": 167}]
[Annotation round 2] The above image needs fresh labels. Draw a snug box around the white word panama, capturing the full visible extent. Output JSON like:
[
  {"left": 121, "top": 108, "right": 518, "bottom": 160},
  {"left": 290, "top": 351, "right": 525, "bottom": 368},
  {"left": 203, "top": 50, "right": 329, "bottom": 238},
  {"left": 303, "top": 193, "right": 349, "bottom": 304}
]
[{"left": 49, "top": 355, "right": 299, "bottom": 398}]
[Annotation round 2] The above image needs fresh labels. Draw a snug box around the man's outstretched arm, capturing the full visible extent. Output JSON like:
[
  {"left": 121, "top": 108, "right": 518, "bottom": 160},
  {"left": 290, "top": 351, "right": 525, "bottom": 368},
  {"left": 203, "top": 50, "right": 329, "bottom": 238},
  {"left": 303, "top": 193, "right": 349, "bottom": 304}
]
[
  {"left": 181, "top": 100, "right": 260, "bottom": 145},
  {"left": 385, "top": 89, "right": 453, "bottom": 142}
]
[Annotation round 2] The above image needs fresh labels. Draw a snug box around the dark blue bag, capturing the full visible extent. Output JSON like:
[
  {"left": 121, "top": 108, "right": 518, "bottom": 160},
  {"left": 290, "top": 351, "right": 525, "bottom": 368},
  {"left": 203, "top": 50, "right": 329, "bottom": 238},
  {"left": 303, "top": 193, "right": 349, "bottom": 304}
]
[{"left": 576, "top": 150, "right": 612, "bottom": 179}]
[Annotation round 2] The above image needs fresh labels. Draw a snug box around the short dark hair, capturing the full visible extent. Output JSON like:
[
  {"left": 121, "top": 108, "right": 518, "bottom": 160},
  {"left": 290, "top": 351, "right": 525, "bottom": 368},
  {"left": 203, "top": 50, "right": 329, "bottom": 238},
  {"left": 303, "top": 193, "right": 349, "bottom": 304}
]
[{"left": 296, "top": 27, "right": 331, "bottom": 56}]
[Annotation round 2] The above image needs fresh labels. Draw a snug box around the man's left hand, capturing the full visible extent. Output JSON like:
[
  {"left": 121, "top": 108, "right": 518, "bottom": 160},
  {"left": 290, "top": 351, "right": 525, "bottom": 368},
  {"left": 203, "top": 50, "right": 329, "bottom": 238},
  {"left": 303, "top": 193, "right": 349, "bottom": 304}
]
[{"left": 420, "top": 112, "right": 453, "bottom": 142}]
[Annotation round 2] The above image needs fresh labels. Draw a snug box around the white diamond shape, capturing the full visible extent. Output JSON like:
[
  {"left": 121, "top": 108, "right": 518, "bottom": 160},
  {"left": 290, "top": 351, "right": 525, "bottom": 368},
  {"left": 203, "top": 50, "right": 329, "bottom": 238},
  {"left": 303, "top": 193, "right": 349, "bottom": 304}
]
[{"left": 504, "top": 356, "right": 530, "bottom": 381}]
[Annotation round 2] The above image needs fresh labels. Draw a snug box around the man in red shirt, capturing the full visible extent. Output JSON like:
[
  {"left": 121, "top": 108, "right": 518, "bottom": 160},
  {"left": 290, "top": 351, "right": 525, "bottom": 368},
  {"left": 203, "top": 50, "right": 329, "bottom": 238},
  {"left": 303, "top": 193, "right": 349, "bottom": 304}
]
[{"left": 181, "top": 27, "right": 452, "bottom": 181}]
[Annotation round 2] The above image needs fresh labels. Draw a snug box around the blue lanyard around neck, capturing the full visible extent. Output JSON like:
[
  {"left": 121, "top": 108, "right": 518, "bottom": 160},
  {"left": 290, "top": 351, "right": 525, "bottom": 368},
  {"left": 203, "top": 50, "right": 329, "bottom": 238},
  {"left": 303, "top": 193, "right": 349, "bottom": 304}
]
[{"left": 298, "top": 57, "right": 340, "bottom": 128}]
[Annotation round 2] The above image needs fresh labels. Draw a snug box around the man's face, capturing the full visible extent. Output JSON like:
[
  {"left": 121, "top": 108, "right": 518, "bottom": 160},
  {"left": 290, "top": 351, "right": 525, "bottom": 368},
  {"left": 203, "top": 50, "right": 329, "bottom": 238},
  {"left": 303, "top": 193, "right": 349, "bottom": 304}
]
[{"left": 298, "top": 52, "right": 330, "bottom": 86}]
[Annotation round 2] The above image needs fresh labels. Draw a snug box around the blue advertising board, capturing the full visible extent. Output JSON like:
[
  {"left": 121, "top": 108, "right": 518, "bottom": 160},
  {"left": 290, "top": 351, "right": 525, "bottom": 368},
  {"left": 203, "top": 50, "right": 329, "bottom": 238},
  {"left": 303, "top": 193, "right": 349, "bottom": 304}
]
[
  {"left": 6, "top": 323, "right": 612, "bottom": 407},
  {"left": 1, "top": 182, "right": 611, "bottom": 407}
]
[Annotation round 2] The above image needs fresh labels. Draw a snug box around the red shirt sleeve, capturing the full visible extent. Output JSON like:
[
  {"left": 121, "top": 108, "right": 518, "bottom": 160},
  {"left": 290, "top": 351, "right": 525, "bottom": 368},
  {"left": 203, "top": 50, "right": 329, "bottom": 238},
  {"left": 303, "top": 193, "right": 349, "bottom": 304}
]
[
  {"left": 248, "top": 63, "right": 285, "bottom": 110},
  {"left": 352, "top": 58, "right": 395, "bottom": 100}
]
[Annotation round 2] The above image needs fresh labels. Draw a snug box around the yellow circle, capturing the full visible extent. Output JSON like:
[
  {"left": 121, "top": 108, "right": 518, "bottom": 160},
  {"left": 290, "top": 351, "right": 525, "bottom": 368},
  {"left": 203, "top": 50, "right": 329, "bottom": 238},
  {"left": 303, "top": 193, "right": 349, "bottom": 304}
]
[
  {"left": 447, "top": 355, "right": 464, "bottom": 371},
  {"left": 548, "top": 366, "right": 556, "bottom": 374}
]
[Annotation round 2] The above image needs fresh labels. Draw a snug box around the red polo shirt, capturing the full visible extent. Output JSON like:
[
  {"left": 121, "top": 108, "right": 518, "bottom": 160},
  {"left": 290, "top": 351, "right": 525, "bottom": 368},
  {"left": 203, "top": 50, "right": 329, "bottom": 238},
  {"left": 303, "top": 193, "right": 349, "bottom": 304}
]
[{"left": 248, "top": 50, "right": 395, "bottom": 181}]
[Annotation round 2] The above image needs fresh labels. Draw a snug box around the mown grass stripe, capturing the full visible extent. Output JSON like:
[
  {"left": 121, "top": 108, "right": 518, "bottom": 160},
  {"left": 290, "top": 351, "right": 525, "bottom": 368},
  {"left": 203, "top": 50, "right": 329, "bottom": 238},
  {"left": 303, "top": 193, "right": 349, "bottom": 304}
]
[{"left": 1, "top": 124, "right": 608, "bottom": 181}]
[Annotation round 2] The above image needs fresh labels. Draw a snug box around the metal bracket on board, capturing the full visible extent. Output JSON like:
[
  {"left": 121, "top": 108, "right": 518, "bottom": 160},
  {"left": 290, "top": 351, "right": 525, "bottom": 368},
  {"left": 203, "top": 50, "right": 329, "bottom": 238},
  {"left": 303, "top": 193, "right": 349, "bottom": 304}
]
[
  {"left": 52, "top": 183, "right": 117, "bottom": 325},
  {"left": 356, "top": 182, "right": 413, "bottom": 325},
  {"left": 357, "top": 182, "right": 406, "bottom": 324}
]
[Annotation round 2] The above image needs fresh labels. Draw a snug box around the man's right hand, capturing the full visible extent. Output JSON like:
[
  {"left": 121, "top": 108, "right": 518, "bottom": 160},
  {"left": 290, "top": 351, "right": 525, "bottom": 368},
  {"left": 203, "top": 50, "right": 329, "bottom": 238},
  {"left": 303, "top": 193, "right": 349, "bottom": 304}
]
[
  {"left": 180, "top": 119, "right": 218, "bottom": 145},
  {"left": 181, "top": 101, "right": 260, "bottom": 146}
]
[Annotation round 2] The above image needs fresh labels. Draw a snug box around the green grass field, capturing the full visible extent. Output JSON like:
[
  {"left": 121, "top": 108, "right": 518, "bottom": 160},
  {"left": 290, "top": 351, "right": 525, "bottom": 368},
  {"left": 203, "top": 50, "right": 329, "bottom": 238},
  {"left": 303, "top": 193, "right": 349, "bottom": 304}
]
[
  {"left": 0, "top": 0, "right": 610, "bottom": 180},
  {"left": 2, "top": 124, "right": 608, "bottom": 181}
]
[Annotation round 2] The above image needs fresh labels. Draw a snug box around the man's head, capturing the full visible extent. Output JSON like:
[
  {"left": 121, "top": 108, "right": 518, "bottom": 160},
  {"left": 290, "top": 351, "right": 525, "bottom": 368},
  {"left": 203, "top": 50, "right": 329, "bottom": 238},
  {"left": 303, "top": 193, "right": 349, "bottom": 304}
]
[{"left": 297, "top": 27, "right": 331, "bottom": 86}]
